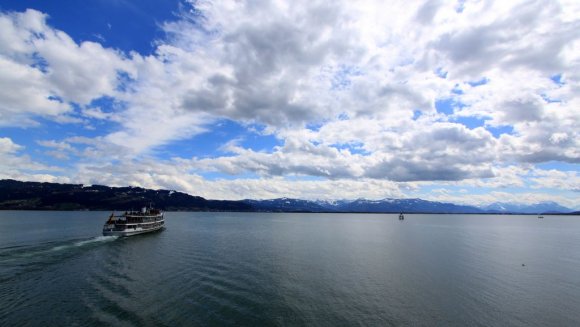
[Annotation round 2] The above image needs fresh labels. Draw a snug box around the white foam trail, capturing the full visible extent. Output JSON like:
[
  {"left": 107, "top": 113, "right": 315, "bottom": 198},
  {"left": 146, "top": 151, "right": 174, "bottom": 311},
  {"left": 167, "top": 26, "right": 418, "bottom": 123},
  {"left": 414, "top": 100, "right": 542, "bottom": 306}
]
[
  {"left": 50, "top": 245, "right": 69, "bottom": 251},
  {"left": 48, "top": 236, "right": 118, "bottom": 252},
  {"left": 74, "top": 236, "right": 118, "bottom": 247}
]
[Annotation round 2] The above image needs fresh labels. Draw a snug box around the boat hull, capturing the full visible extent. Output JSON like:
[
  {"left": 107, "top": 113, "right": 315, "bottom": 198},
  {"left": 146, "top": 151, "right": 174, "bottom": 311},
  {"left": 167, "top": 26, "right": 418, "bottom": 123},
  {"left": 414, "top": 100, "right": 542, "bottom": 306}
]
[{"left": 103, "top": 224, "right": 164, "bottom": 237}]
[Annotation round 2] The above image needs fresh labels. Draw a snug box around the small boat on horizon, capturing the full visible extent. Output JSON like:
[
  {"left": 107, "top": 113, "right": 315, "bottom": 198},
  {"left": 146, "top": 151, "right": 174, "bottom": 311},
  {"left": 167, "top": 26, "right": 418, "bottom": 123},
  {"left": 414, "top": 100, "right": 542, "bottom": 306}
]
[
  {"left": 399, "top": 212, "right": 405, "bottom": 220},
  {"left": 103, "top": 206, "right": 165, "bottom": 236},
  {"left": 538, "top": 215, "right": 544, "bottom": 219}
]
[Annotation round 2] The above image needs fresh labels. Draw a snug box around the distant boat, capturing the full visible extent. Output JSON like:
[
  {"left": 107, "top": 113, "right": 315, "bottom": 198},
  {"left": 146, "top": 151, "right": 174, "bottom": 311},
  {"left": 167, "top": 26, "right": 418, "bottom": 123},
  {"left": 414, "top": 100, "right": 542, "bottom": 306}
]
[
  {"left": 538, "top": 215, "right": 544, "bottom": 219},
  {"left": 399, "top": 212, "right": 405, "bottom": 220},
  {"left": 103, "top": 206, "right": 165, "bottom": 236}
]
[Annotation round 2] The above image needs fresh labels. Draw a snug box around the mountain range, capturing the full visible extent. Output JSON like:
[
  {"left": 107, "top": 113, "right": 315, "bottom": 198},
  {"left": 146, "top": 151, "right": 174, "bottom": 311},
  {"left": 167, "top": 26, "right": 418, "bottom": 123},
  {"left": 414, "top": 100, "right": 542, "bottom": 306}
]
[
  {"left": 245, "top": 198, "right": 573, "bottom": 214},
  {"left": 0, "top": 179, "right": 574, "bottom": 214},
  {"left": 0, "top": 179, "right": 252, "bottom": 211},
  {"left": 479, "top": 202, "right": 572, "bottom": 214},
  {"left": 245, "top": 198, "right": 487, "bottom": 213}
]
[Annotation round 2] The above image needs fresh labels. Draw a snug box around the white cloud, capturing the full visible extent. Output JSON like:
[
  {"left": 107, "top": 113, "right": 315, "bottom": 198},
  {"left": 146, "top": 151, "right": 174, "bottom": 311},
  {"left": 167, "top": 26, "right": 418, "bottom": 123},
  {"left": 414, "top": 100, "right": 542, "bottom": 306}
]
[
  {"left": 63, "top": 157, "right": 404, "bottom": 200},
  {"left": 37, "top": 139, "right": 75, "bottom": 159},
  {"left": 0, "top": 137, "right": 22, "bottom": 153},
  {"left": 187, "top": 120, "right": 499, "bottom": 182},
  {"left": 0, "top": 1, "right": 579, "bottom": 202},
  {"left": 150, "top": 0, "right": 578, "bottom": 170},
  {"left": 0, "top": 137, "right": 60, "bottom": 179},
  {"left": 530, "top": 169, "right": 580, "bottom": 192},
  {"left": 23, "top": 155, "right": 573, "bottom": 206},
  {"left": 0, "top": 9, "right": 133, "bottom": 127},
  {"left": 0, "top": 55, "right": 69, "bottom": 126},
  {"left": 424, "top": 190, "right": 578, "bottom": 210}
]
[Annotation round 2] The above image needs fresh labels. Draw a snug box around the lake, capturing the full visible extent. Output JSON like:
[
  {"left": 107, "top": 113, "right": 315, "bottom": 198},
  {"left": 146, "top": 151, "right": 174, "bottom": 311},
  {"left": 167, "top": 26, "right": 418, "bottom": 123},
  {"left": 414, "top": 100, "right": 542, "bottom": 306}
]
[{"left": 1, "top": 211, "right": 579, "bottom": 326}]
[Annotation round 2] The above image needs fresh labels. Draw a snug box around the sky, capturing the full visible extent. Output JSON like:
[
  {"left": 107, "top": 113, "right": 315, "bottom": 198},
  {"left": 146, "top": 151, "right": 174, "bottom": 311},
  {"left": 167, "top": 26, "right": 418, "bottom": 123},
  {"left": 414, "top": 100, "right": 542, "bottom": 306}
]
[{"left": 0, "top": 0, "right": 578, "bottom": 208}]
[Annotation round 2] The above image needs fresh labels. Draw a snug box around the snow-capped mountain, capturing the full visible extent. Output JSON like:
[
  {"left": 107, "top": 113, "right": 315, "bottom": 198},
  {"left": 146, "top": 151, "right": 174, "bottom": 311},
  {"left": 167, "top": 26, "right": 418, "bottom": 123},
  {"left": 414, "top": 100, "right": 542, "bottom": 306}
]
[
  {"left": 2, "top": 179, "right": 573, "bottom": 214},
  {"left": 243, "top": 198, "right": 330, "bottom": 212},
  {"left": 480, "top": 201, "right": 572, "bottom": 214},
  {"left": 245, "top": 198, "right": 574, "bottom": 214},
  {"left": 248, "top": 197, "right": 485, "bottom": 213}
]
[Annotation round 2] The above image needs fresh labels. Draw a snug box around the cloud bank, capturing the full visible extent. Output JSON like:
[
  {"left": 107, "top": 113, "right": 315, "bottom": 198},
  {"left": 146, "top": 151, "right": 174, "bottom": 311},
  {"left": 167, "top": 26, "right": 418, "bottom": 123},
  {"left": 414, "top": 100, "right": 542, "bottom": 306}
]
[{"left": 0, "top": 1, "right": 578, "bottom": 206}]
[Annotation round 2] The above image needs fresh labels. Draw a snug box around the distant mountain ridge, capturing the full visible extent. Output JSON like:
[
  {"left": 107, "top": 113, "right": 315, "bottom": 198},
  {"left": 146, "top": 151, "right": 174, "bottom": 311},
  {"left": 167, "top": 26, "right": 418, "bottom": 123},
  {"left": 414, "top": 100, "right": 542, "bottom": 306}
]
[
  {"left": 248, "top": 198, "right": 573, "bottom": 214},
  {"left": 243, "top": 198, "right": 330, "bottom": 212},
  {"left": 244, "top": 198, "right": 487, "bottom": 213},
  {"left": 0, "top": 179, "right": 574, "bottom": 214},
  {"left": 480, "top": 201, "right": 572, "bottom": 214},
  {"left": 0, "top": 179, "right": 252, "bottom": 211},
  {"left": 317, "top": 198, "right": 486, "bottom": 214}
]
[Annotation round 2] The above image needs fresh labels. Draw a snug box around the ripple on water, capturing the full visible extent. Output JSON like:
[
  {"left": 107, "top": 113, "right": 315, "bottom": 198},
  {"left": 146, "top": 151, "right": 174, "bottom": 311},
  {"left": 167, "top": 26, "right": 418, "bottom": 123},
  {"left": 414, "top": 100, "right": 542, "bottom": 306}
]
[
  {"left": 2, "top": 213, "right": 580, "bottom": 326},
  {"left": 0, "top": 236, "right": 118, "bottom": 283},
  {"left": 83, "top": 287, "right": 147, "bottom": 327}
]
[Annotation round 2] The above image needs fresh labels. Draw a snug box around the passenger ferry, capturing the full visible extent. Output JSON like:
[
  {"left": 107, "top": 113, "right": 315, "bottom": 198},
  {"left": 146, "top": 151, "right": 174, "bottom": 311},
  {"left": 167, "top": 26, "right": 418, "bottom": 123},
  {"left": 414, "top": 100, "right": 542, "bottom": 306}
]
[{"left": 103, "top": 206, "right": 165, "bottom": 236}]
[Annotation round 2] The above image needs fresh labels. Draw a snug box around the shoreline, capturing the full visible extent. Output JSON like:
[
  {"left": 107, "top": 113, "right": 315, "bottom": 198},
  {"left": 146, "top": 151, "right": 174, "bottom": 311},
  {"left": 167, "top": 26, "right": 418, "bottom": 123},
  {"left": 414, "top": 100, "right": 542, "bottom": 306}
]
[{"left": 0, "top": 209, "right": 576, "bottom": 215}]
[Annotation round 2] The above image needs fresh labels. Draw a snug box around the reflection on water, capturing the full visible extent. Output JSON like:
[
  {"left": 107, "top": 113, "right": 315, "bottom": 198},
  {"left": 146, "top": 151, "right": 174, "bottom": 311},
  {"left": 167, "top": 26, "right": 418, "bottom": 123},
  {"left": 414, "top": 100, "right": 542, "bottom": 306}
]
[{"left": 1, "top": 211, "right": 580, "bottom": 326}]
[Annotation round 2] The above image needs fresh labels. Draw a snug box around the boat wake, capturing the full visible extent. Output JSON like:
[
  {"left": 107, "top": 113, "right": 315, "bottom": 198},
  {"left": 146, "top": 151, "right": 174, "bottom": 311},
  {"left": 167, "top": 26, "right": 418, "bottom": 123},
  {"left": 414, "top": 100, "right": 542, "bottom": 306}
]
[
  {"left": 51, "top": 236, "right": 118, "bottom": 251},
  {"left": 0, "top": 236, "right": 119, "bottom": 283}
]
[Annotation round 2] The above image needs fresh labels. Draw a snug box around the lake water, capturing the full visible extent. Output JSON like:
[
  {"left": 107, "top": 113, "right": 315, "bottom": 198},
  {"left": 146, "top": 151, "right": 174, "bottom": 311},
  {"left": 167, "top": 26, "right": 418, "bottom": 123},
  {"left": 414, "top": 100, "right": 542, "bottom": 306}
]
[{"left": 1, "top": 211, "right": 579, "bottom": 326}]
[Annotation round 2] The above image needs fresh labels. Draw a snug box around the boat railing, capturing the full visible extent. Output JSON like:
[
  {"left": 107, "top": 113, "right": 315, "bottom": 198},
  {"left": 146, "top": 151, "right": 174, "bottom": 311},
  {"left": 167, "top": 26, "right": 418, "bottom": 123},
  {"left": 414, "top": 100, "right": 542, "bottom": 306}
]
[
  {"left": 105, "top": 221, "right": 164, "bottom": 231},
  {"left": 109, "top": 213, "right": 163, "bottom": 220},
  {"left": 105, "top": 217, "right": 164, "bottom": 225}
]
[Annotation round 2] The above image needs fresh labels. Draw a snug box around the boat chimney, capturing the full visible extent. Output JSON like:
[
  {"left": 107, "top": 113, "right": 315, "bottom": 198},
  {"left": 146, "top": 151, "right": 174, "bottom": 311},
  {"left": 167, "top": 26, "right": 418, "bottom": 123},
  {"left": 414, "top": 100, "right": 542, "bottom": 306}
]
[{"left": 142, "top": 207, "right": 147, "bottom": 213}]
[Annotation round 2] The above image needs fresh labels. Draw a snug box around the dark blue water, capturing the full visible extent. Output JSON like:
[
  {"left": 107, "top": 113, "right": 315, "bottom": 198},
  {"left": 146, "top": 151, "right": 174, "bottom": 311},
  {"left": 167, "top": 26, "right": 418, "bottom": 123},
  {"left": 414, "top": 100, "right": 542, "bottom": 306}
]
[{"left": 1, "top": 212, "right": 579, "bottom": 326}]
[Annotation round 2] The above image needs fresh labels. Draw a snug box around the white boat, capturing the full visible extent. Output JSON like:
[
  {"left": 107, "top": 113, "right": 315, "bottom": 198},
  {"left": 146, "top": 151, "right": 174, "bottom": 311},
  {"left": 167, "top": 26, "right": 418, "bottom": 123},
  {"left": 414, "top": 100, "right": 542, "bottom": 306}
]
[{"left": 103, "top": 207, "right": 165, "bottom": 236}]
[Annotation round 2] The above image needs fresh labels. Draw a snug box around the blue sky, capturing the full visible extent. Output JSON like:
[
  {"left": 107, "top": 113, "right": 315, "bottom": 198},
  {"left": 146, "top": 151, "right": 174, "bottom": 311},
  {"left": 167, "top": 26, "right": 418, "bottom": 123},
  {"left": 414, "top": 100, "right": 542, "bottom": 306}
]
[{"left": 0, "top": 0, "right": 578, "bottom": 208}]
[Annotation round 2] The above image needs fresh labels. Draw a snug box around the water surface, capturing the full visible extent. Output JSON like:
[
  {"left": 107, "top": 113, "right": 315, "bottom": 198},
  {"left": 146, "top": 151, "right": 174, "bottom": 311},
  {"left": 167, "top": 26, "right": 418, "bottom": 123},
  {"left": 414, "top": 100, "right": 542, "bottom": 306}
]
[{"left": 1, "top": 211, "right": 579, "bottom": 326}]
